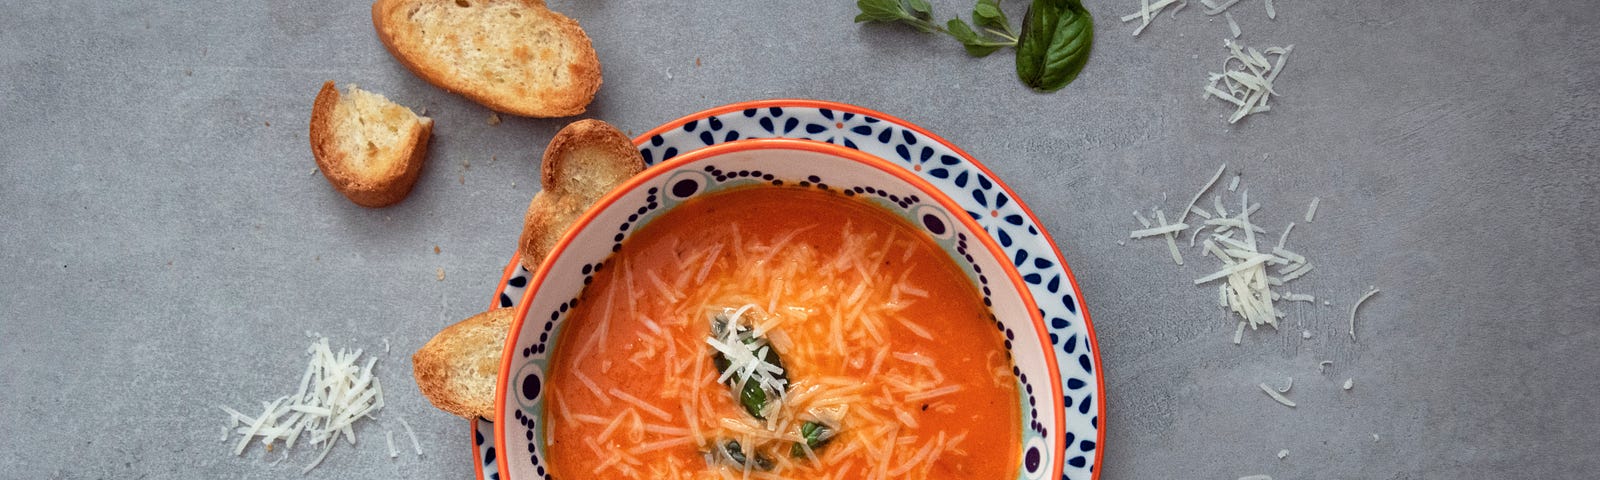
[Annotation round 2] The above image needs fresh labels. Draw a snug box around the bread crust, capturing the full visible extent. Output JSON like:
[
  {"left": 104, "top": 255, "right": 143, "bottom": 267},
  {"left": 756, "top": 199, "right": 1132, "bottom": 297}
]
[
  {"left": 517, "top": 119, "right": 644, "bottom": 272},
  {"left": 413, "top": 307, "right": 515, "bottom": 419},
  {"left": 308, "top": 81, "right": 433, "bottom": 208},
  {"left": 371, "top": 0, "right": 601, "bottom": 118}
]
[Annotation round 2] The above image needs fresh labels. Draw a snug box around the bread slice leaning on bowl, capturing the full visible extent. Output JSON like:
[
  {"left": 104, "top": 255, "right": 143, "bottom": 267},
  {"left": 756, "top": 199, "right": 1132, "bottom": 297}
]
[
  {"left": 412, "top": 119, "right": 642, "bottom": 420},
  {"left": 518, "top": 119, "right": 646, "bottom": 272}
]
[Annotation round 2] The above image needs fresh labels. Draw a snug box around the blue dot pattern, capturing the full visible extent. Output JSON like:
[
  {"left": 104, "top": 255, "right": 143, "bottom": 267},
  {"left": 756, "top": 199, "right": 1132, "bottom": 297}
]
[{"left": 473, "top": 104, "right": 1102, "bottom": 480}]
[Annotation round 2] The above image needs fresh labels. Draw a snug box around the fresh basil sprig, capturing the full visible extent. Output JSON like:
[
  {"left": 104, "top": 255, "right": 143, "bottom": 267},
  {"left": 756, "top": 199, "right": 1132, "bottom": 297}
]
[{"left": 854, "top": 0, "right": 1092, "bottom": 91}]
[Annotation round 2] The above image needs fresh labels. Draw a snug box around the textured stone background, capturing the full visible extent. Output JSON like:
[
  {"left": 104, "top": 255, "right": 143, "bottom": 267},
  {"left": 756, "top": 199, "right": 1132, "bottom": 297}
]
[{"left": 3, "top": 0, "right": 1597, "bottom": 479}]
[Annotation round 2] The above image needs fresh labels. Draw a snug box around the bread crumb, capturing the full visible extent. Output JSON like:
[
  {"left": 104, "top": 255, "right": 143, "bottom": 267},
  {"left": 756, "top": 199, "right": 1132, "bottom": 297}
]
[
  {"left": 184, "top": 69, "right": 192, "bottom": 76},
  {"left": 1372, "top": 433, "right": 1380, "bottom": 443},
  {"left": 264, "top": 121, "right": 271, "bottom": 127},
  {"left": 417, "top": 106, "right": 427, "bottom": 115},
  {"left": 433, "top": 245, "right": 440, "bottom": 254},
  {"left": 695, "top": 57, "right": 702, "bottom": 67},
  {"left": 1343, "top": 378, "right": 1354, "bottom": 390},
  {"left": 436, "top": 268, "right": 445, "bottom": 281},
  {"left": 487, "top": 112, "right": 501, "bottom": 125},
  {"left": 1276, "top": 449, "right": 1288, "bottom": 459},
  {"left": 459, "top": 175, "right": 465, "bottom": 184}
]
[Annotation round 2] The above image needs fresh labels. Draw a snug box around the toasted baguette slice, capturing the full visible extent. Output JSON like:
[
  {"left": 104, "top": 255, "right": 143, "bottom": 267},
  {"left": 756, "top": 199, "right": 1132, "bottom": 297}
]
[
  {"left": 309, "top": 81, "right": 433, "bottom": 208},
  {"left": 371, "top": 0, "right": 601, "bottom": 118},
  {"left": 518, "top": 119, "right": 645, "bottom": 272},
  {"left": 413, "top": 307, "right": 515, "bottom": 420}
]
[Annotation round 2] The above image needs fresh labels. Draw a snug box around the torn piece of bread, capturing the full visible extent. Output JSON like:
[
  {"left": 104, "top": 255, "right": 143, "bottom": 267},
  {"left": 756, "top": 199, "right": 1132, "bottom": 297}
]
[
  {"left": 518, "top": 119, "right": 645, "bottom": 272},
  {"left": 309, "top": 81, "right": 433, "bottom": 208},
  {"left": 371, "top": 0, "right": 602, "bottom": 118},
  {"left": 413, "top": 307, "right": 515, "bottom": 420}
]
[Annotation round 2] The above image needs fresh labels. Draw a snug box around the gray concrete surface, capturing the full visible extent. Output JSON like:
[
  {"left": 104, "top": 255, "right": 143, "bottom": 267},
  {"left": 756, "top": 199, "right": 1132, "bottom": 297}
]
[{"left": 3, "top": 0, "right": 1597, "bottom": 479}]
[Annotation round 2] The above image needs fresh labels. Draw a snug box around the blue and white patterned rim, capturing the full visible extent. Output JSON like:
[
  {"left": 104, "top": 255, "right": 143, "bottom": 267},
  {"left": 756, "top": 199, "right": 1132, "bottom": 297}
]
[{"left": 472, "top": 101, "right": 1102, "bottom": 480}]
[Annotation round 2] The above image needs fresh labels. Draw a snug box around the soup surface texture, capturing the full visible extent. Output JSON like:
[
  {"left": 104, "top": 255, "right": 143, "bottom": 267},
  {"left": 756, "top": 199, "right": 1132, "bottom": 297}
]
[{"left": 543, "top": 186, "right": 1020, "bottom": 479}]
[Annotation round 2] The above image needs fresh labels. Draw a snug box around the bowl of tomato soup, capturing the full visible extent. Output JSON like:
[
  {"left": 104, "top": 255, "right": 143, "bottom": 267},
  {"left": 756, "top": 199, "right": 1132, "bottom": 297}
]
[{"left": 496, "top": 138, "right": 1064, "bottom": 480}]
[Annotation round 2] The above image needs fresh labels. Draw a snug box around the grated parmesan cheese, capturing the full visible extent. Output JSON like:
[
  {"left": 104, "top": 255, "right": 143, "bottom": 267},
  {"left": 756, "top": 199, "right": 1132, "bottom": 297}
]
[
  {"left": 1349, "top": 286, "right": 1380, "bottom": 341},
  {"left": 1258, "top": 383, "right": 1296, "bottom": 407},
  {"left": 1276, "top": 449, "right": 1288, "bottom": 459},
  {"left": 397, "top": 416, "right": 422, "bottom": 456},
  {"left": 1121, "top": 0, "right": 1184, "bottom": 36},
  {"left": 1204, "top": 40, "right": 1293, "bottom": 124},
  {"left": 1155, "top": 209, "right": 1184, "bottom": 265},
  {"left": 1264, "top": 0, "right": 1276, "bottom": 18},
  {"left": 1130, "top": 222, "right": 1192, "bottom": 238},
  {"left": 1180, "top": 164, "right": 1228, "bottom": 226},
  {"left": 1305, "top": 197, "right": 1320, "bottom": 222},
  {"left": 1343, "top": 378, "right": 1355, "bottom": 390},
  {"left": 1224, "top": 11, "right": 1241, "bottom": 38},
  {"left": 218, "top": 337, "right": 388, "bottom": 473}
]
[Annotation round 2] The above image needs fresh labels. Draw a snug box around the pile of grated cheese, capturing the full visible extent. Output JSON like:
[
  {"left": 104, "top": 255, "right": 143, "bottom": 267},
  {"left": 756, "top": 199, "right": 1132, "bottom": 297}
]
[
  {"left": 1118, "top": 0, "right": 1299, "bottom": 124},
  {"left": 219, "top": 336, "right": 416, "bottom": 473},
  {"left": 1121, "top": 0, "right": 1277, "bottom": 37},
  {"left": 1128, "top": 163, "right": 1328, "bottom": 342},
  {"left": 1204, "top": 40, "right": 1294, "bottom": 124}
]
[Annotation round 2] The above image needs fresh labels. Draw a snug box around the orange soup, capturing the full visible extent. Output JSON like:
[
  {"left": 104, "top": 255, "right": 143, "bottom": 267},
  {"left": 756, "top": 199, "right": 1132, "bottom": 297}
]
[{"left": 544, "top": 186, "right": 1020, "bottom": 479}]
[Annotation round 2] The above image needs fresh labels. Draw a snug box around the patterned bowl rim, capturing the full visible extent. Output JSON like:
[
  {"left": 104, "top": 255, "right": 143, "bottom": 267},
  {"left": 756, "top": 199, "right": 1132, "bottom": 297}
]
[
  {"left": 493, "top": 137, "right": 1065, "bottom": 480},
  {"left": 470, "top": 99, "right": 1105, "bottom": 480}
]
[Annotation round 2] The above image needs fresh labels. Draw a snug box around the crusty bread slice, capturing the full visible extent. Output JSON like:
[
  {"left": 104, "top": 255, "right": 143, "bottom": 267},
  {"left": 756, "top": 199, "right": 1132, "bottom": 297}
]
[
  {"left": 518, "top": 119, "right": 645, "bottom": 272},
  {"left": 411, "top": 120, "right": 640, "bottom": 421},
  {"left": 371, "top": 0, "right": 601, "bottom": 118},
  {"left": 309, "top": 81, "right": 433, "bottom": 208},
  {"left": 413, "top": 307, "right": 515, "bottom": 420}
]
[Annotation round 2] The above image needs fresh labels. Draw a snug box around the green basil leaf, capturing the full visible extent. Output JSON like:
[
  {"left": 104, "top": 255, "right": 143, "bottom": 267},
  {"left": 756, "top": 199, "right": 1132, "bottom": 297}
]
[
  {"left": 906, "top": 0, "right": 934, "bottom": 18},
  {"left": 973, "top": 0, "right": 1011, "bottom": 33},
  {"left": 947, "top": 18, "right": 1005, "bottom": 57},
  {"left": 1015, "top": 0, "right": 1094, "bottom": 92},
  {"left": 855, "top": 0, "right": 910, "bottom": 23}
]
